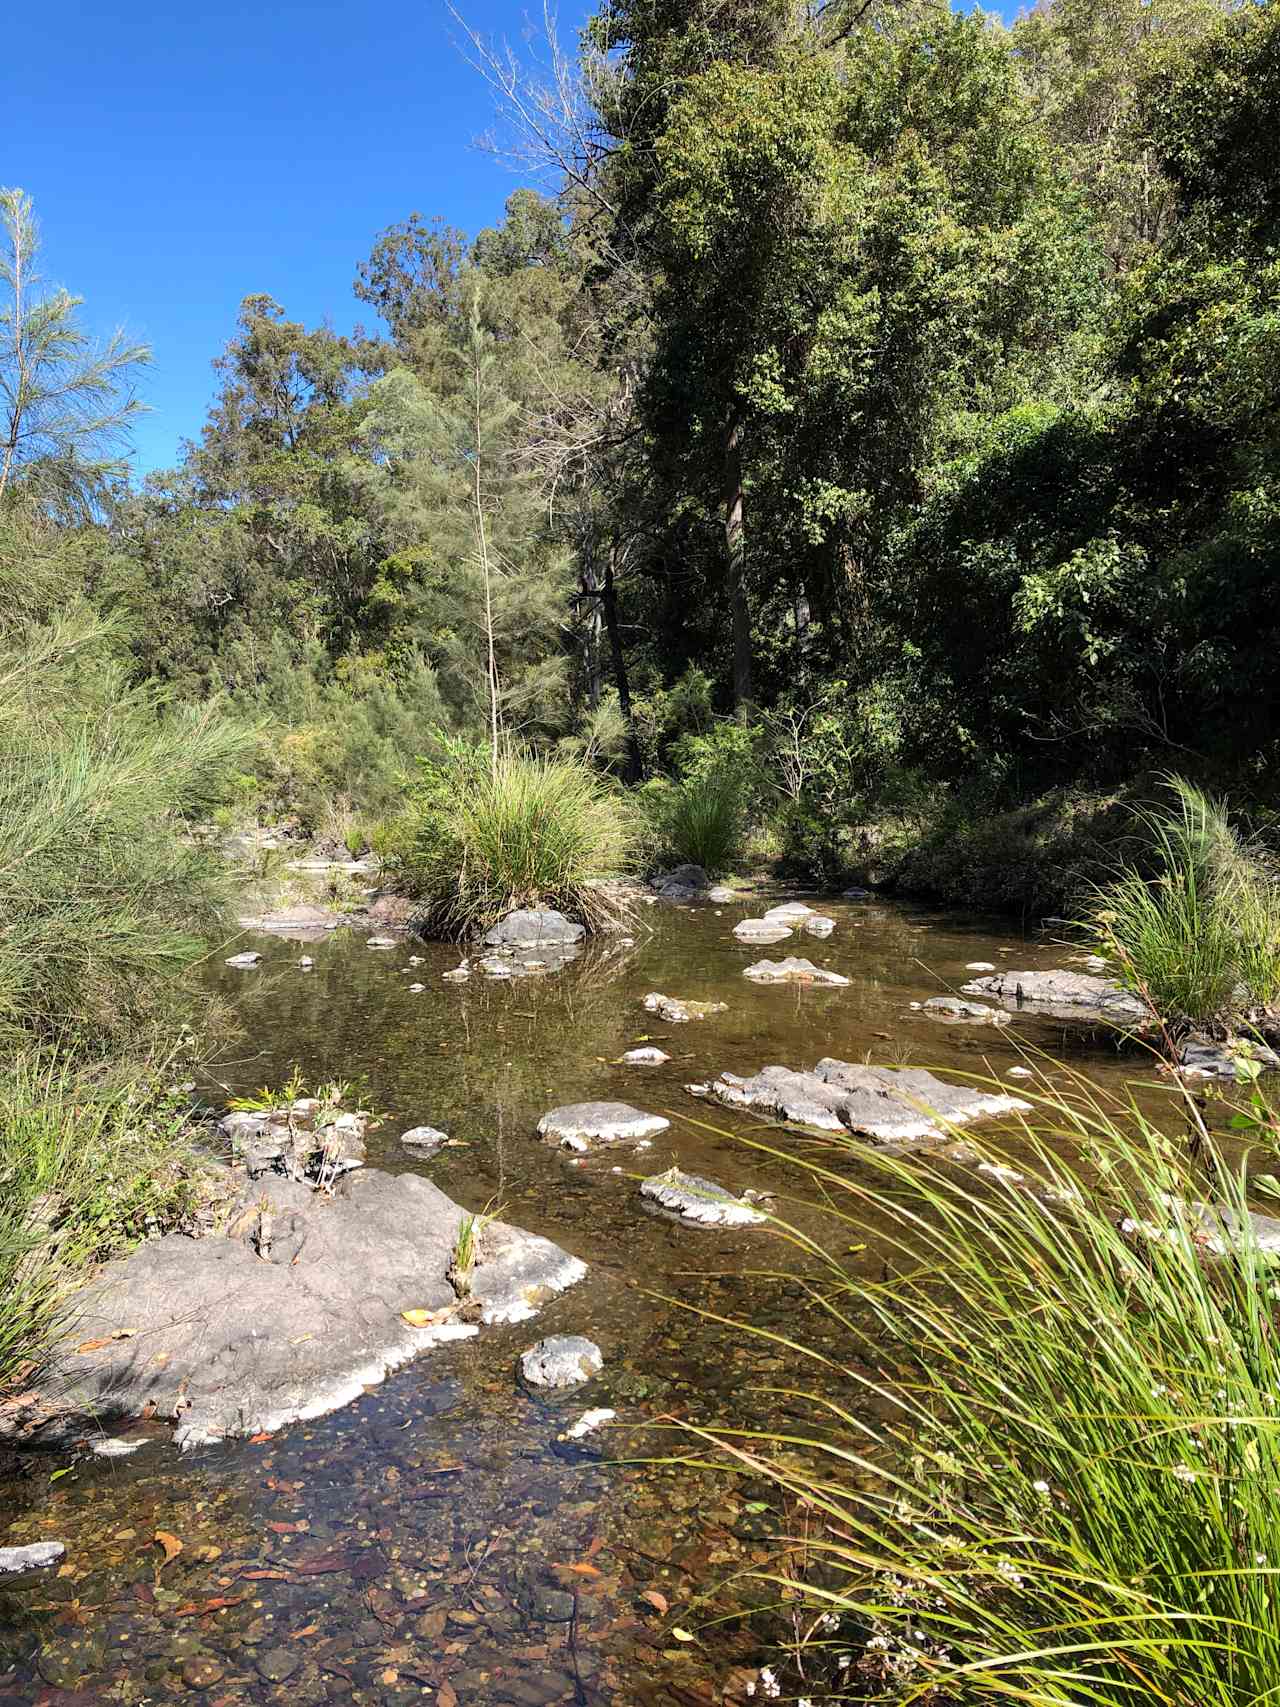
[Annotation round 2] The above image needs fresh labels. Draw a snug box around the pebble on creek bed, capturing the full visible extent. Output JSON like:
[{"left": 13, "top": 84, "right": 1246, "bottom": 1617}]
[{"left": 519, "top": 1335, "right": 604, "bottom": 1389}]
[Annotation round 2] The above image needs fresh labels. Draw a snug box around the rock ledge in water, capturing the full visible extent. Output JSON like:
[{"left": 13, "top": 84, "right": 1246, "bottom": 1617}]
[
  {"left": 1179, "top": 1037, "right": 1280, "bottom": 1080},
  {"left": 46, "top": 1171, "right": 586, "bottom": 1447},
  {"left": 923, "top": 997, "right": 1010, "bottom": 1026},
  {"left": 960, "top": 969, "right": 1147, "bottom": 1023},
  {"left": 733, "top": 919, "right": 793, "bottom": 944},
  {"left": 643, "top": 992, "right": 729, "bottom": 1024},
  {"left": 537, "top": 1101, "right": 670, "bottom": 1151},
  {"left": 712, "top": 1058, "right": 1029, "bottom": 1144},
  {"left": 0, "top": 1543, "right": 64, "bottom": 1574},
  {"left": 743, "top": 957, "right": 850, "bottom": 987},
  {"left": 640, "top": 1167, "right": 766, "bottom": 1228},
  {"left": 520, "top": 1335, "right": 603, "bottom": 1389}
]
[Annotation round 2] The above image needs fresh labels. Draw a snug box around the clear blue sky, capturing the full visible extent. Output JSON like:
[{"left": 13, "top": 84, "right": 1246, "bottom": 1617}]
[
  {"left": 7, "top": 0, "right": 1012, "bottom": 478},
  {"left": 6, "top": 0, "right": 586, "bottom": 476}
]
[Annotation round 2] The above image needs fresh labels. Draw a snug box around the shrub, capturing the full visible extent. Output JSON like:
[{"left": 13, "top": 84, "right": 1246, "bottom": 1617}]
[
  {"left": 688, "top": 1068, "right": 1280, "bottom": 1704},
  {"left": 395, "top": 742, "right": 639, "bottom": 937},
  {"left": 643, "top": 768, "right": 746, "bottom": 876},
  {"left": 1090, "top": 777, "right": 1280, "bottom": 1030}
]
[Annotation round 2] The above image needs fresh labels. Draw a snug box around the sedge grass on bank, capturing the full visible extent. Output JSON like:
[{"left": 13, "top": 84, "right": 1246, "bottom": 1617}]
[
  {"left": 1089, "top": 777, "right": 1280, "bottom": 1032},
  {"left": 683, "top": 1071, "right": 1280, "bottom": 1705},
  {"left": 394, "top": 742, "right": 638, "bottom": 937},
  {"left": 642, "top": 768, "right": 745, "bottom": 877}
]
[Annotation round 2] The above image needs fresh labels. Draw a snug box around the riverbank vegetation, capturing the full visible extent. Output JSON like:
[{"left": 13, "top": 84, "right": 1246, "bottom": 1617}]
[{"left": 691, "top": 1073, "right": 1280, "bottom": 1703}]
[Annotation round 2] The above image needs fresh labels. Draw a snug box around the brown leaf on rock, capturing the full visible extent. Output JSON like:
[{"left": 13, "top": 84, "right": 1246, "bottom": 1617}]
[{"left": 153, "top": 1531, "right": 183, "bottom": 1566}]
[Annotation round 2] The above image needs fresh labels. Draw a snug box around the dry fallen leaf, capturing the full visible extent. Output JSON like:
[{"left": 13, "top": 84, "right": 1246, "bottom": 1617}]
[
  {"left": 400, "top": 1307, "right": 455, "bottom": 1329},
  {"left": 153, "top": 1530, "right": 183, "bottom": 1566},
  {"left": 247, "top": 1431, "right": 272, "bottom": 1444},
  {"left": 557, "top": 1560, "right": 602, "bottom": 1578},
  {"left": 640, "top": 1589, "right": 669, "bottom": 1615},
  {"left": 672, "top": 1626, "right": 696, "bottom": 1642}
]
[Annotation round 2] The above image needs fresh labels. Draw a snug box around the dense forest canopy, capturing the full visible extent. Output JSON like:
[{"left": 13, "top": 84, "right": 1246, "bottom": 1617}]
[{"left": 4, "top": 0, "right": 1279, "bottom": 868}]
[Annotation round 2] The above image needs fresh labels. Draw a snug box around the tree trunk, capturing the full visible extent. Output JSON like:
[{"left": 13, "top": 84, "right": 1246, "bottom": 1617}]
[
  {"left": 602, "top": 544, "right": 641, "bottom": 784},
  {"left": 580, "top": 561, "right": 604, "bottom": 711},
  {"left": 723, "top": 416, "right": 753, "bottom": 711}
]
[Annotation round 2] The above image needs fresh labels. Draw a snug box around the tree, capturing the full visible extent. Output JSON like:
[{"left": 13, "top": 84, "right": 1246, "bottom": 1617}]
[{"left": 0, "top": 187, "right": 149, "bottom": 515}]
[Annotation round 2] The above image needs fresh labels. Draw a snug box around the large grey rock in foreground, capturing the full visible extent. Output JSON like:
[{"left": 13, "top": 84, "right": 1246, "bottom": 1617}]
[
  {"left": 537, "top": 1102, "right": 670, "bottom": 1151},
  {"left": 49, "top": 1171, "right": 585, "bottom": 1447},
  {"left": 924, "top": 996, "right": 1011, "bottom": 1026},
  {"left": 960, "top": 969, "right": 1147, "bottom": 1023},
  {"left": 483, "top": 909, "right": 585, "bottom": 948},
  {"left": 743, "top": 957, "right": 850, "bottom": 987},
  {"left": 520, "top": 1335, "right": 603, "bottom": 1389},
  {"left": 640, "top": 1167, "right": 767, "bottom": 1228},
  {"left": 712, "top": 1058, "right": 1030, "bottom": 1144},
  {"left": 0, "top": 1543, "right": 64, "bottom": 1575}
]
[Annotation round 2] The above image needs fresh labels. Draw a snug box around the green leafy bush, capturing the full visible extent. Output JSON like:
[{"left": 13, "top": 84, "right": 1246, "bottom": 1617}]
[{"left": 394, "top": 741, "right": 639, "bottom": 937}]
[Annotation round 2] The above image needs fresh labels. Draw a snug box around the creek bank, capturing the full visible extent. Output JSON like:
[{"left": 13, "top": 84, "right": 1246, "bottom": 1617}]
[
  {"left": 18, "top": 1161, "right": 585, "bottom": 1448},
  {"left": 709, "top": 1059, "right": 1029, "bottom": 1143}
]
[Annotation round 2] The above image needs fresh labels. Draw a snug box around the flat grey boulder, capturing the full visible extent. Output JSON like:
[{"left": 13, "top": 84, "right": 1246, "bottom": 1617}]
[
  {"left": 537, "top": 1102, "right": 670, "bottom": 1151},
  {"left": 225, "top": 951, "right": 262, "bottom": 969},
  {"left": 483, "top": 909, "right": 585, "bottom": 948},
  {"left": 743, "top": 957, "right": 850, "bottom": 986},
  {"left": 520, "top": 1335, "right": 603, "bottom": 1389},
  {"left": 1179, "top": 1037, "right": 1280, "bottom": 1079},
  {"left": 644, "top": 992, "right": 729, "bottom": 1023},
  {"left": 400, "top": 1125, "right": 450, "bottom": 1154},
  {"left": 49, "top": 1170, "right": 586, "bottom": 1446},
  {"left": 803, "top": 915, "right": 836, "bottom": 938},
  {"left": 653, "top": 863, "right": 710, "bottom": 900},
  {"left": 733, "top": 918, "right": 793, "bottom": 944},
  {"left": 762, "top": 902, "right": 816, "bottom": 925},
  {"left": 960, "top": 969, "right": 1147, "bottom": 1023},
  {"left": 712, "top": 1058, "right": 1029, "bottom": 1143},
  {"left": 924, "top": 997, "right": 1011, "bottom": 1026},
  {"left": 621, "top": 1047, "right": 670, "bottom": 1065},
  {"left": 0, "top": 1543, "right": 64, "bottom": 1574},
  {"left": 640, "top": 1167, "right": 767, "bottom": 1228}
]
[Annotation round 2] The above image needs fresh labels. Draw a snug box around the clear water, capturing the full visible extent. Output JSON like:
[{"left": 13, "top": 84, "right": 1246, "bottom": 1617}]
[{"left": 0, "top": 893, "right": 1170, "bottom": 1703}]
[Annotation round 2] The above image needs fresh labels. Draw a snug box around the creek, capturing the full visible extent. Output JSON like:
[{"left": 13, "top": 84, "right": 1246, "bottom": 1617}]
[{"left": 0, "top": 890, "right": 1163, "bottom": 1704}]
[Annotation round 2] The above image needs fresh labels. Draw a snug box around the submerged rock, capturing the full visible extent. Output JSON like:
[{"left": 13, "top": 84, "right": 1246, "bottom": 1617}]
[
  {"left": 640, "top": 1167, "right": 767, "bottom": 1228},
  {"left": 48, "top": 1171, "right": 586, "bottom": 1446},
  {"left": 621, "top": 1047, "right": 670, "bottom": 1065},
  {"left": 366, "top": 935, "right": 397, "bottom": 949},
  {"left": 478, "top": 956, "right": 514, "bottom": 979},
  {"left": 711, "top": 1058, "right": 1030, "bottom": 1143},
  {"left": 400, "top": 1125, "right": 450, "bottom": 1154},
  {"left": 1179, "top": 1037, "right": 1280, "bottom": 1079},
  {"left": 537, "top": 1102, "right": 670, "bottom": 1151},
  {"left": 733, "top": 919, "right": 793, "bottom": 944},
  {"left": 803, "top": 915, "right": 836, "bottom": 938},
  {"left": 0, "top": 1542, "right": 64, "bottom": 1574},
  {"left": 843, "top": 886, "right": 872, "bottom": 899},
  {"left": 923, "top": 996, "right": 1011, "bottom": 1025},
  {"left": 483, "top": 909, "right": 585, "bottom": 948},
  {"left": 520, "top": 1335, "right": 603, "bottom": 1389},
  {"left": 225, "top": 951, "right": 261, "bottom": 969},
  {"left": 960, "top": 968, "right": 1148, "bottom": 1023},
  {"left": 643, "top": 992, "right": 729, "bottom": 1023},
  {"left": 442, "top": 964, "right": 470, "bottom": 982},
  {"left": 742, "top": 957, "right": 850, "bottom": 986}
]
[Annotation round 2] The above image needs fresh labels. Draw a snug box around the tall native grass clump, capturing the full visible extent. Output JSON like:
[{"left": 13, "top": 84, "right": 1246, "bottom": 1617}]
[
  {"left": 394, "top": 740, "right": 639, "bottom": 937},
  {"left": 1089, "top": 777, "right": 1280, "bottom": 1031},
  {"left": 683, "top": 1071, "right": 1280, "bottom": 1705},
  {"left": 643, "top": 768, "right": 746, "bottom": 877}
]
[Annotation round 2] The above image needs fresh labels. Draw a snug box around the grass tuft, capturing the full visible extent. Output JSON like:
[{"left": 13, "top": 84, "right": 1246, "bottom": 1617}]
[{"left": 643, "top": 769, "right": 745, "bottom": 877}]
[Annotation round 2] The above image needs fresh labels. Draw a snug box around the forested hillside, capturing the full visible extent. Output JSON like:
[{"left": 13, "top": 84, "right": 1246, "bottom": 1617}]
[{"left": 6, "top": 0, "right": 1280, "bottom": 903}]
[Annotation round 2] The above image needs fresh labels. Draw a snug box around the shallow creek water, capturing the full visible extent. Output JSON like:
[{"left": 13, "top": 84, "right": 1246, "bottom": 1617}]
[{"left": 0, "top": 892, "right": 1176, "bottom": 1705}]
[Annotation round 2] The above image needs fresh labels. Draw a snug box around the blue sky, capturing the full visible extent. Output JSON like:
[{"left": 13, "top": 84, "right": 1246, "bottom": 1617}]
[{"left": 8, "top": 1, "right": 1011, "bottom": 477}]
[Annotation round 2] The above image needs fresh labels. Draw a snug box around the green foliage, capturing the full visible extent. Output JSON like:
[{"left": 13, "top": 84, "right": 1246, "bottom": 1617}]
[
  {"left": 643, "top": 771, "right": 745, "bottom": 877},
  {"left": 395, "top": 742, "right": 639, "bottom": 937},
  {"left": 1091, "top": 777, "right": 1280, "bottom": 1027},
  {"left": 695, "top": 1069, "right": 1280, "bottom": 1702}
]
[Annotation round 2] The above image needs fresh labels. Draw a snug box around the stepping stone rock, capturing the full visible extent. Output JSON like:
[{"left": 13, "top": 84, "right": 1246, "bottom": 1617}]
[
  {"left": 442, "top": 965, "right": 470, "bottom": 982},
  {"left": 803, "top": 915, "right": 836, "bottom": 937},
  {"left": 965, "top": 961, "right": 997, "bottom": 973},
  {"left": 640, "top": 1168, "right": 767, "bottom": 1228},
  {"left": 711, "top": 1059, "right": 1030, "bottom": 1144},
  {"left": 537, "top": 1102, "right": 670, "bottom": 1152},
  {"left": 401, "top": 1125, "right": 449, "bottom": 1154},
  {"left": 483, "top": 909, "right": 585, "bottom": 948},
  {"left": 733, "top": 918, "right": 793, "bottom": 944},
  {"left": 367, "top": 936, "right": 397, "bottom": 949},
  {"left": 707, "top": 886, "right": 737, "bottom": 903},
  {"left": 742, "top": 957, "right": 850, "bottom": 986},
  {"left": 225, "top": 952, "right": 261, "bottom": 969},
  {"left": 0, "top": 1542, "right": 64, "bottom": 1574},
  {"left": 762, "top": 902, "right": 816, "bottom": 925},
  {"left": 960, "top": 969, "right": 1148, "bottom": 1023},
  {"left": 520, "top": 1335, "right": 603, "bottom": 1389},
  {"left": 622, "top": 1047, "right": 670, "bottom": 1064},
  {"left": 924, "top": 997, "right": 1011, "bottom": 1025},
  {"left": 1179, "top": 1037, "right": 1280, "bottom": 1080},
  {"left": 644, "top": 992, "right": 729, "bottom": 1024},
  {"left": 478, "top": 956, "right": 514, "bottom": 978}
]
